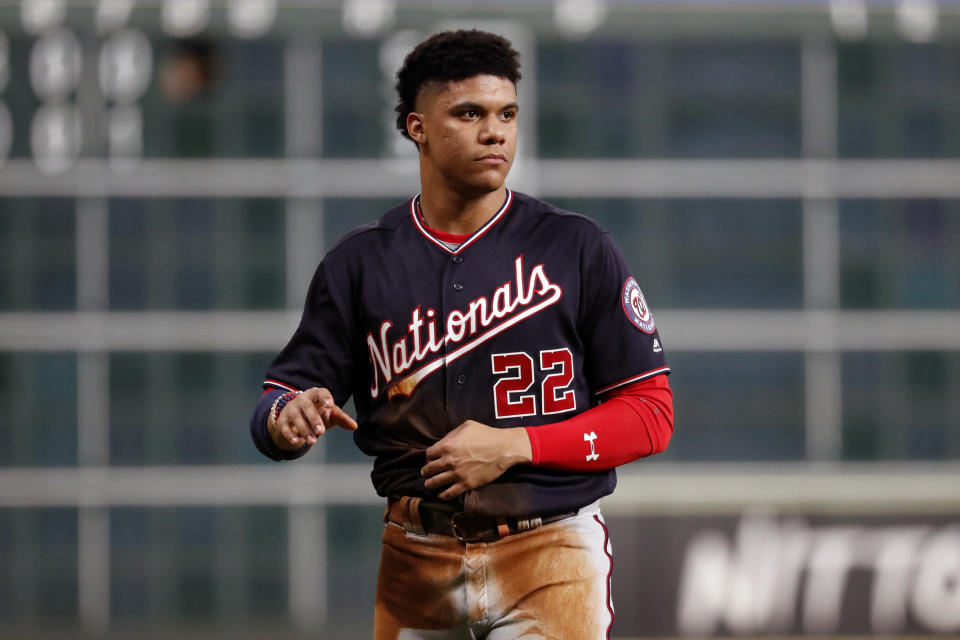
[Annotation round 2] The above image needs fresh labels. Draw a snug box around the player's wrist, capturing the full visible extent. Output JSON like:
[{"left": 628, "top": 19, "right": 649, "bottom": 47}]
[
  {"left": 267, "top": 415, "right": 298, "bottom": 451},
  {"left": 507, "top": 426, "right": 533, "bottom": 466},
  {"left": 267, "top": 391, "right": 304, "bottom": 451},
  {"left": 523, "top": 426, "right": 541, "bottom": 465}
]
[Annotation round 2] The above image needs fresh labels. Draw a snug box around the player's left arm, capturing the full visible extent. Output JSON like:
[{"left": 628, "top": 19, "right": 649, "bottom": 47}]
[
  {"left": 524, "top": 373, "right": 673, "bottom": 471},
  {"left": 421, "top": 374, "right": 673, "bottom": 500},
  {"left": 421, "top": 420, "right": 533, "bottom": 501}
]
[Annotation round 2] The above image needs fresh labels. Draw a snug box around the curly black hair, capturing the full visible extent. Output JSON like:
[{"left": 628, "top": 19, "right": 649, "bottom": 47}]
[{"left": 395, "top": 30, "right": 521, "bottom": 142}]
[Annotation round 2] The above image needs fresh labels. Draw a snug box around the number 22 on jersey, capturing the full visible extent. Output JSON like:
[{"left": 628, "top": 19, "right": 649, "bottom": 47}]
[{"left": 490, "top": 348, "right": 576, "bottom": 419}]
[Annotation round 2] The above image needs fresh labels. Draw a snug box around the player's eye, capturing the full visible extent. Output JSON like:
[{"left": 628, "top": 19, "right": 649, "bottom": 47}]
[
  {"left": 462, "top": 110, "right": 479, "bottom": 119},
  {"left": 501, "top": 110, "right": 516, "bottom": 121}
]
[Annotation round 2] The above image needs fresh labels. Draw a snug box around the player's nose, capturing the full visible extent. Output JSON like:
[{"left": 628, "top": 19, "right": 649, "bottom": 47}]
[{"left": 479, "top": 115, "right": 506, "bottom": 144}]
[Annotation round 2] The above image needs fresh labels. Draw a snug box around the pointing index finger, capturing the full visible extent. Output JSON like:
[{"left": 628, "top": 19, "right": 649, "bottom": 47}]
[{"left": 328, "top": 405, "right": 358, "bottom": 431}]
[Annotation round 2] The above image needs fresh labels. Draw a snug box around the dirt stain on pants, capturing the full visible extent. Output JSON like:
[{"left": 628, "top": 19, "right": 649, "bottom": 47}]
[{"left": 374, "top": 502, "right": 614, "bottom": 640}]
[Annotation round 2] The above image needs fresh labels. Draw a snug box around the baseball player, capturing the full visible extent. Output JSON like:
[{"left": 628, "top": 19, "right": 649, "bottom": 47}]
[{"left": 250, "top": 29, "right": 674, "bottom": 639}]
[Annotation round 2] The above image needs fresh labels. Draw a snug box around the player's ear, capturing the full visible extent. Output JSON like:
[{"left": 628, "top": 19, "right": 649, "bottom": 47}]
[{"left": 407, "top": 112, "right": 426, "bottom": 145}]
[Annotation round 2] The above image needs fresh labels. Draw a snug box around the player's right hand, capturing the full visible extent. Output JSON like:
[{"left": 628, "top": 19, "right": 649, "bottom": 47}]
[{"left": 270, "top": 387, "right": 358, "bottom": 450}]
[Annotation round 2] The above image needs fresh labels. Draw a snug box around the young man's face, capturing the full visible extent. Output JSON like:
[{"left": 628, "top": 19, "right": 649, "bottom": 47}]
[{"left": 409, "top": 74, "right": 519, "bottom": 196}]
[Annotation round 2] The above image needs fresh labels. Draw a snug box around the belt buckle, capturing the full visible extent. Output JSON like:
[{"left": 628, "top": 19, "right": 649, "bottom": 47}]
[{"left": 450, "top": 512, "right": 498, "bottom": 543}]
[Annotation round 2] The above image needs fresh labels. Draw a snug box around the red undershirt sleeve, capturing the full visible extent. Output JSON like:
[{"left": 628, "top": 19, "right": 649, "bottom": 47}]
[{"left": 524, "top": 374, "right": 674, "bottom": 472}]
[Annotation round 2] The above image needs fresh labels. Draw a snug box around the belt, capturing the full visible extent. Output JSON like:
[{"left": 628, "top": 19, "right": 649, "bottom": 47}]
[{"left": 385, "top": 496, "right": 576, "bottom": 544}]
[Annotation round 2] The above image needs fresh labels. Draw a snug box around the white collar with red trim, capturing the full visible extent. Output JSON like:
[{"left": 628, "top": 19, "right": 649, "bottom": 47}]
[{"left": 410, "top": 189, "right": 514, "bottom": 255}]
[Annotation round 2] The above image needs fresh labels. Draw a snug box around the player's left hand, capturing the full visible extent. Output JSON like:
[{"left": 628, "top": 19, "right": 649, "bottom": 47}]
[{"left": 421, "top": 421, "right": 533, "bottom": 500}]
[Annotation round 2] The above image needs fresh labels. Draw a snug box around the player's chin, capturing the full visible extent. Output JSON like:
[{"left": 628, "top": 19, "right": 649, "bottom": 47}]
[{"left": 466, "top": 166, "right": 511, "bottom": 192}]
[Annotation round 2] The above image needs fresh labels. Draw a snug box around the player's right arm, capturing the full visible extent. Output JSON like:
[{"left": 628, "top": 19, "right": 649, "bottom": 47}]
[
  {"left": 250, "top": 251, "right": 360, "bottom": 461},
  {"left": 250, "top": 386, "right": 357, "bottom": 459},
  {"left": 269, "top": 387, "right": 357, "bottom": 449}
]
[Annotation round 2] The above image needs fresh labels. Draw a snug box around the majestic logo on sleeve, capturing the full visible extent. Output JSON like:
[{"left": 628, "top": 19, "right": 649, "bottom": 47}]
[
  {"left": 367, "top": 256, "right": 563, "bottom": 399},
  {"left": 622, "top": 277, "right": 657, "bottom": 334}
]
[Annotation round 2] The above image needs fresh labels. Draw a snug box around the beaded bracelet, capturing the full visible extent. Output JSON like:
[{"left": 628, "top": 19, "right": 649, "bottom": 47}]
[
  {"left": 273, "top": 390, "right": 302, "bottom": 422},
  {"left": 267, "top": 390, "right": 302, "bottom": 434}
]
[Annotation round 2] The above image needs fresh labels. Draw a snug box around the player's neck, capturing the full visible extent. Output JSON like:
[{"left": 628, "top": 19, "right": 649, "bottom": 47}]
[{"left": 417, "top": 185, "right": 508, "bottom": 236}]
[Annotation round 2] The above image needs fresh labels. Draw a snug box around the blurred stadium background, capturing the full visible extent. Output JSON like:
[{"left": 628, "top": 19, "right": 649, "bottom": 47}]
[{"left": 0, "top": 0, "right": 958, "bottom": 638}]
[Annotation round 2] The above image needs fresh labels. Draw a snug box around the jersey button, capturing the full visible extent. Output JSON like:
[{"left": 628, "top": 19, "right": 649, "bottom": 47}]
[
  {"left": 452, "top": 255, "right": 463, "bottom": 264},
  {"left": 453, "top": 282, "right": 464, "bottom": 292},
  {"left": 456, "top": 374, "right": 467, "bottom": 385}
]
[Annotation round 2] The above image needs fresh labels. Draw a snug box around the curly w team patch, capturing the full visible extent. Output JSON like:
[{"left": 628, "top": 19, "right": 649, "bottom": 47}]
[{"left": 621, "top": 277, "right": 657, "bottom": 333}]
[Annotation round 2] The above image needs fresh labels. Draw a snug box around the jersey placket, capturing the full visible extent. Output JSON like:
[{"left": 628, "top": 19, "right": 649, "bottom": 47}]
[
  {"left": 412, "top": 192, "right": 511, "bottom": 413},
  {"left": 440, "top": 249, "right": 469, "bottom": 411}
]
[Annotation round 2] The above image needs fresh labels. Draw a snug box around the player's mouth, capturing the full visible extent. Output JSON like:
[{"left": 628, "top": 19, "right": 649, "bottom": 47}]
[{"left": 477, "top": 153, "right": 508, "bottom": 165}]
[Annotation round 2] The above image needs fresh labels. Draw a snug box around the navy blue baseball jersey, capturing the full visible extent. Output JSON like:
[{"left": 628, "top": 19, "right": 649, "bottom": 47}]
[{"left": 263, "top": 190, "right": 669, "bottom": 518}]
